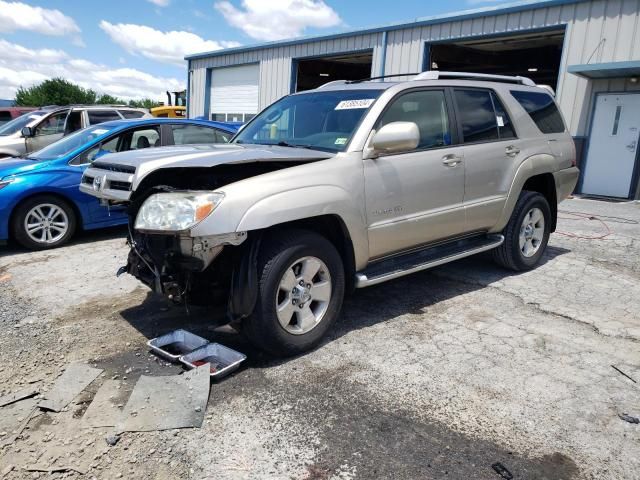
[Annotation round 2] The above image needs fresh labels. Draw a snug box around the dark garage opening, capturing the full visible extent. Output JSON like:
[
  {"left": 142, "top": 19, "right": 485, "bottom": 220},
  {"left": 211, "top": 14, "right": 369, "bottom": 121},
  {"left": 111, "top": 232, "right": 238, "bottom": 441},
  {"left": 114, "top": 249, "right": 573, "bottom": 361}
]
[
  {"left": 429, "top": 29, "right": 565, "bottom": 88},
  {"left": 295, "top": 51, "right": 373, "bottom": 92}
]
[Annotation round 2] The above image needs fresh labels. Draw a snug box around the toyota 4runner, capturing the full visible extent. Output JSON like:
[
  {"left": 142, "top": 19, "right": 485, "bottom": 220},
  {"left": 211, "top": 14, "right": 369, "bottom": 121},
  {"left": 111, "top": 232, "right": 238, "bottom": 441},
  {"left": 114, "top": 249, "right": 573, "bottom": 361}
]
[{"left": 81, "top": 71, "right": 579, "bottom": 357}]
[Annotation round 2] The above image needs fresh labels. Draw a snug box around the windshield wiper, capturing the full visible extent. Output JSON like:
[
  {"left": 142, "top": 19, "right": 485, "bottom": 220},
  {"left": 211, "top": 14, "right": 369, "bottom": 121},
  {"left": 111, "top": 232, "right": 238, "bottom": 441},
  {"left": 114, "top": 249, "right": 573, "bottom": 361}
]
[{"left": 276, "top": 141, "right": 315, "bottom": 149}]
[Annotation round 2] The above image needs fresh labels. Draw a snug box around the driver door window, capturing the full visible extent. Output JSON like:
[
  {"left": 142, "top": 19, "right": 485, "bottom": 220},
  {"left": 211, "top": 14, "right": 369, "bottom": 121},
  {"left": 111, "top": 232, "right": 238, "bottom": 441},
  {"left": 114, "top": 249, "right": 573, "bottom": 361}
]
[{"left": 35, "top": 111, "right": 68, "bottom": 136}]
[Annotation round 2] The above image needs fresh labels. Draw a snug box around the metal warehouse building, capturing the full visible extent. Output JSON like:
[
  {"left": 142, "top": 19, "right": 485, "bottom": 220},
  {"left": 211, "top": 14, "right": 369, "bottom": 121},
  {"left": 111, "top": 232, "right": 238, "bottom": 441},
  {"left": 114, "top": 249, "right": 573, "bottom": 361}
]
[{"left": 186, "top": 0, "right": 640, "bottom": 200}]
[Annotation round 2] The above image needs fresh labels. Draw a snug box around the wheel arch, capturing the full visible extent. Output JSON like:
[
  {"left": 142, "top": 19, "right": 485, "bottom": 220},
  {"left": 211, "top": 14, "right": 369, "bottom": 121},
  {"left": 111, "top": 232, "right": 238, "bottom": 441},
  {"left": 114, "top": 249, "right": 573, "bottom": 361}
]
[{"left": 492, "top": 154, "right": 559, "bottom": 233}]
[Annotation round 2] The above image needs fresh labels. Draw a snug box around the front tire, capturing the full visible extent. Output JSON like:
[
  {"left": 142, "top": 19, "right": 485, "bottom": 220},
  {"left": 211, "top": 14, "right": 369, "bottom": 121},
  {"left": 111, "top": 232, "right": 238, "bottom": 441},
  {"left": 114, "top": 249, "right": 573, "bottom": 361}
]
[
  {"left": 12, "top": 195, "right": 77, "bottom": 250},
  {"left": 244, "top": 229, "right": 345, "bottom": 357},
  {"left": 492, "top": 191, "right": 551, "bottom": 271}
]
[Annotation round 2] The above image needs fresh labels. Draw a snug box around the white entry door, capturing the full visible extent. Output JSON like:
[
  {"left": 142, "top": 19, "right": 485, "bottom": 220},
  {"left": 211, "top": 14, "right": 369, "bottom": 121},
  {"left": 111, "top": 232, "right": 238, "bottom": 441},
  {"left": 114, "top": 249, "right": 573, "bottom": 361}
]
[{"left": 582, "top": 93, "right": 640, "bottom": 198}]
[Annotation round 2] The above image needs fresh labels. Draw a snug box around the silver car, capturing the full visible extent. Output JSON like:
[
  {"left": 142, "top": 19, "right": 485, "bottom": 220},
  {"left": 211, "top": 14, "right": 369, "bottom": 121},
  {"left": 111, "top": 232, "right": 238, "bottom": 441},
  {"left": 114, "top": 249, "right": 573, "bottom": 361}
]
[
  {"left": 0, "top": 105, "right": 151, "bottom": 159},
  {"left": 82, "top": 71, "right": 579, "bottom": 357}
]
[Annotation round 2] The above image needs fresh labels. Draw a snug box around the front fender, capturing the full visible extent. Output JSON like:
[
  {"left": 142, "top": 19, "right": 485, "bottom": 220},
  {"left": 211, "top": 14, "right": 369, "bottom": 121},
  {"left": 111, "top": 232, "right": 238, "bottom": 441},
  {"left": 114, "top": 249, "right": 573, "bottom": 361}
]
[
  {"left": 0, "top": 148, "right": 22, "bottom": 159},
  {"left": 490, "top": 153, "right": 557, "bottom": 233},
  {"left": 192, "top": 185, "right": 369, "bottom": 269}
]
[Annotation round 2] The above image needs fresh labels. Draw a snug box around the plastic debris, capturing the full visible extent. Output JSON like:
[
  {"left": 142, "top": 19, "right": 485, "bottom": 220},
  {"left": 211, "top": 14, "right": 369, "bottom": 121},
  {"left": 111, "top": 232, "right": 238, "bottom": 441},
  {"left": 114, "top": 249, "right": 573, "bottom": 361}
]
[
  {"left": 491, "top": 462, "right": 514, "bottom": 479},
  {"left": 618, "top": 413, "right": 640, "bottom": 424}
]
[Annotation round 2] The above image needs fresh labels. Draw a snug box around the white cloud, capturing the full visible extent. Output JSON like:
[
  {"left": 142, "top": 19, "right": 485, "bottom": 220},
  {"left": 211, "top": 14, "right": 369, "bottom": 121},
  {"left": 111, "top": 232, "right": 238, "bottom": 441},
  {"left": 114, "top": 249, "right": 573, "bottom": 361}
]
[
  {"left": 215, "top": 0, "right": 342, "bottom": 41},
  {"left": 0, "top": 1, "right": 80, "bottom": 36},
  {"left": 99, "top": 21, "right": 240, "bottom": 65},
  {"left": 0, "top": 39, "right": 183, "bottom": 102},
  {"left": 146, "top": 0, "right": 170, "bottom": 6}
]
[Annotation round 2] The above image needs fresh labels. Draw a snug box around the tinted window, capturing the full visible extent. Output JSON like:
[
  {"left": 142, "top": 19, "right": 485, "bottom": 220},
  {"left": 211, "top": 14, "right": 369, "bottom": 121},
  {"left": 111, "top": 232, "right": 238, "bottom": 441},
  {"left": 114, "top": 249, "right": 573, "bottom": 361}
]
[
  {"left": 118, "top": 110, "right": 145, "bottom": 119},
  {"left": 35, "top": 110, "right": 68, "bottom": 136},
  {"left": 0, "top": 112, "right": 11, "bottom": 124},
  {"left": 454, "top": 89, "right": 499, "bottom": 143},
  {"left": 69, "top": 126, "right": 159, "bottom": 165},
  {"left": 215, "top": 130, "right": 231, "bottom": 143},
  {"left": 171, "top": 124, "right": 218, "bottom": 145},
  {"left": 87, "top": 110, "right": 121, "bottom": 125},
  {"left": 378, "top": 90, "right": 451, "bottom": 149},
  {"left": 491, "top": 92, "right": 516, "bottom": 140},
  {"left": 511, "top": 91, "right": 565, "bottom": 134}
]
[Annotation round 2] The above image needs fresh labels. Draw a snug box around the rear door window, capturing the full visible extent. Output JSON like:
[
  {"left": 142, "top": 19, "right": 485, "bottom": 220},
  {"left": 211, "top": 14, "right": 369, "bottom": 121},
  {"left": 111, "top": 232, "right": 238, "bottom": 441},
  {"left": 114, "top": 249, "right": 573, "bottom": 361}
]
[
  {"left": 171, "top": 124, "right": 219, "bottom": 145},
  {"left": 87, "top": 110, "right": 122, "bottom": 125},
  {"left": 454, "top": 89, "right": 500, "bottom": 143},
  {"left": 510, "top": 91, "right": 565, "bottom": 134},
  {"left": 491, "top": 92, "right": 516, "bottom": 140}
]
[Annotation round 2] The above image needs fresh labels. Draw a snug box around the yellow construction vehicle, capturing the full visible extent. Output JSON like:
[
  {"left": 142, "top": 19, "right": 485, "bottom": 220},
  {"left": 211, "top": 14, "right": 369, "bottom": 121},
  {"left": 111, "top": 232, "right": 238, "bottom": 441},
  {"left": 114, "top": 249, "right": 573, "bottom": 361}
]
[{"left": 150, "top": 90, "right": 187, "bottom": 118}]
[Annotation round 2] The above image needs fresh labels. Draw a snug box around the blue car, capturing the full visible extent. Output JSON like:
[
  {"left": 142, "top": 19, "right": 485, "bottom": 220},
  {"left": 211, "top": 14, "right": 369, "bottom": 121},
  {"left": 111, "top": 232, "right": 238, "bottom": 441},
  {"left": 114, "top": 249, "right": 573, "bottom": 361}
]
[{"left": 0, "top": 118, "right": 238, "bottom": 249}]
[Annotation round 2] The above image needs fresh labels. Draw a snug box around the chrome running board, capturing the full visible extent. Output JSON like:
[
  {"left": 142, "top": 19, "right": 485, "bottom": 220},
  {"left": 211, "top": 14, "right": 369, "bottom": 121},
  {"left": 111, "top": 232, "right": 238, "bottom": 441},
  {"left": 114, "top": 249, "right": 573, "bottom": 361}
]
[{"left": 355, "top": 234, "right": 504, "bottom": 288}]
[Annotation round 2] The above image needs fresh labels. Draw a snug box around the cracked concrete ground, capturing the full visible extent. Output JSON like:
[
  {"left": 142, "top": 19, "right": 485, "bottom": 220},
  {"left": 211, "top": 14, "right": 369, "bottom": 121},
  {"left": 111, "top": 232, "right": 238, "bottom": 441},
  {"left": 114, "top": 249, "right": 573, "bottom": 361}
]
[{"left": 0, "top": 197, "right": 638, "bottom": 479}]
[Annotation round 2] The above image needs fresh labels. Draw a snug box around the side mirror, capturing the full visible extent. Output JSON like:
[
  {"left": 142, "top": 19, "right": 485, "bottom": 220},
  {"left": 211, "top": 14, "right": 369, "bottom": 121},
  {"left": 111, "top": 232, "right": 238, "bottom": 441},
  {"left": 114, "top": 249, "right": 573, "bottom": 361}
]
[
  {"left": 370, "top": 122, "right": 419, "bottom": 154},
  {"left": 21, "top": 126, "right": 34, "bottom": 138}
]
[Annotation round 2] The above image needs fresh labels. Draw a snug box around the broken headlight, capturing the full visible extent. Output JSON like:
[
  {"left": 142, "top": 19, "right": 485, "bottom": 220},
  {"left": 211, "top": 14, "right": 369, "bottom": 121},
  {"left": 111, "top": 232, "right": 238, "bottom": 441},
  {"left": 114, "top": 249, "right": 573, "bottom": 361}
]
[{"left": 134, "top": 192, "right": 224, "bottom": 232}]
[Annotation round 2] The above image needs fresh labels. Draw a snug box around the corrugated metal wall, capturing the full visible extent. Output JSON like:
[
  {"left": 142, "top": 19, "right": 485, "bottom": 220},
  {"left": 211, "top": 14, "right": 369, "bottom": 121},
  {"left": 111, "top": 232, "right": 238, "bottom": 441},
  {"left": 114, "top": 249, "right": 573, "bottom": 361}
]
[{"left": 189, "top": 0, "right": 640, "bottom": 136}]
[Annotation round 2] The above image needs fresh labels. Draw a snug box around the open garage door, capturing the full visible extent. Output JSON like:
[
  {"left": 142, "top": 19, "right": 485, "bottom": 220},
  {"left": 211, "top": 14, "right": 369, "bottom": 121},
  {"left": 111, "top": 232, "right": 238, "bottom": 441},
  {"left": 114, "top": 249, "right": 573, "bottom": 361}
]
[
  {"left": 429, "top": 29, "right": 565, "bottom": 89},
  {"left": 294, "top": 51, "right": 373, "bottom": 92},
  {"left": 210, "top": 64, "right": 259, "bottom": 123}
]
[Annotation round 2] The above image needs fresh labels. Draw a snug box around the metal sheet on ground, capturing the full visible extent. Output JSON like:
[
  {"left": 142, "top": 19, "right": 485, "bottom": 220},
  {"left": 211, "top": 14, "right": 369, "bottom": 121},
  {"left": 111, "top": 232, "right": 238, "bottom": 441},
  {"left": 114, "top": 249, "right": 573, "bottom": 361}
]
[
  {"left": 117, "top": 365, "right": 210, "bottom": 433},
  {"left": 38, "top": 364, "right": 103, "bottom": 413},
  {"left": 0, "top": 387, "right": 38, "bottom": 407},
  {"left": 0, "top": 398, "right": 37, "bottom": 434},
  {"left": 81, "top": 380, "right": 124, "bottom": 428}
]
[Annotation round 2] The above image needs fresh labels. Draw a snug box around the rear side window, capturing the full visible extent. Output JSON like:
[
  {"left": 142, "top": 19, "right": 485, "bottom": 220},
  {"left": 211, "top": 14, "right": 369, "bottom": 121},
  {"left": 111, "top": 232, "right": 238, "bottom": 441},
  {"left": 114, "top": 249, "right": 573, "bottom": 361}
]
[
  {"left": 171, "top": 124, "right": 219, "bottom": 145},
  {"left": 87, "top": 110, "right": 122, "bottom": 125},
  {"left": 510, "top": 91, "right": 565, "bottom": 134},
  {"left": 118, "top": 110, "right": 145, "bottom": 119}
]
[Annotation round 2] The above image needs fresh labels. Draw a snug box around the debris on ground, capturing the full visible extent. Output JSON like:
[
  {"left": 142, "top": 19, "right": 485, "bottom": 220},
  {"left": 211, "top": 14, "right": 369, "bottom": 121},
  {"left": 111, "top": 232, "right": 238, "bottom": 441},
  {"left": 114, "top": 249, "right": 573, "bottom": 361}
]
[
  {"left": 618, "top": 413, "right": 640, "bottom": 424},
  {"left": 82, "top": 380, "right": 124, "bottom": 428},
  {"left": 491, "top": 462, "right": 514, "bottom": 479},
  {"left": 116, "top": 364, "right": 210, "bottom": 433},
  {"left": 611, "top": 365, "right": 637, "bottom": 384},
  {"left": 105, "top": 434, "right": 121, "bottom": 446},
  {"left": 38, "top": 363, "right": 103, "bottom": 412},
  {"left": 0, "top": 386, "right": 38, "bottom": 408}
]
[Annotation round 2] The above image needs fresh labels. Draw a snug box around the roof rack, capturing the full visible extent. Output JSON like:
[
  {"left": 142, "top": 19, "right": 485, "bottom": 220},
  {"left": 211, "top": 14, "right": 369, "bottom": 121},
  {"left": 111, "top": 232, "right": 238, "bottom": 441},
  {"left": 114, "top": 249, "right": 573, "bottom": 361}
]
[
  {"left": 413, "top": 71, "right": 536, "bottom": 86},
  {"left": 317, "top": 80, "right": 350, "bottom": 89}
]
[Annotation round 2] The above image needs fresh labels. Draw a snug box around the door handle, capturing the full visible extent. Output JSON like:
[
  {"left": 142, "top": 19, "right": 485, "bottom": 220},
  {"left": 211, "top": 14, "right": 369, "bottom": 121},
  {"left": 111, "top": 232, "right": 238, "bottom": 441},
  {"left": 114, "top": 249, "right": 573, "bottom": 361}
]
[
  {"left": 442, "top": 154, "right": 462, "bottom": 167},
  {"left": 627, "top": 140, "right": 637, "bottom": 152},
  {"left": 505, "top": 145, "right": 520, "bottom": 157}
]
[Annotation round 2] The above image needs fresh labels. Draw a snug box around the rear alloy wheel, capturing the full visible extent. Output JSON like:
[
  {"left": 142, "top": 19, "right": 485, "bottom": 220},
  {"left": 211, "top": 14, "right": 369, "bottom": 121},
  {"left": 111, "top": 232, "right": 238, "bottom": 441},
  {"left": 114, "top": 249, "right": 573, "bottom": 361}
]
[
  {"left": 244, "top": 229, "right": 345, "bottom": 357},
  {"left": 492, "top": 190, "right": 551, "bottom": 271},
  {"left": 12, "top": 196, "right": 76, "bottom": 250}
]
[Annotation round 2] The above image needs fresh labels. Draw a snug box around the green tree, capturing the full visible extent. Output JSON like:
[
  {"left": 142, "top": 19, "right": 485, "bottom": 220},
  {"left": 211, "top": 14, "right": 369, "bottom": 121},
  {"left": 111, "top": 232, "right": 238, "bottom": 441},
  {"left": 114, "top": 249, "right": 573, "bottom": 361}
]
[
  {"left": 96, "top": 93, "right": 123, "bottom": 105},
  {"left": 128, "top": 98, "right": 161, "bottom": 109},
  {"left": 15, "top": 78, "right": 96, "bottom": 106}
]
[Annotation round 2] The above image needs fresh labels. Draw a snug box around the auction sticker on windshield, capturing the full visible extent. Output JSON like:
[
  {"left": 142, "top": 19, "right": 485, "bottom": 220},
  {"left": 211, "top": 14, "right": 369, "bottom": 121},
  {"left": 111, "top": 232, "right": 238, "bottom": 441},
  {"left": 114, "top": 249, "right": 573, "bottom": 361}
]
[{"left": 335, "top": 99, "right": 376, "bottom": 110}]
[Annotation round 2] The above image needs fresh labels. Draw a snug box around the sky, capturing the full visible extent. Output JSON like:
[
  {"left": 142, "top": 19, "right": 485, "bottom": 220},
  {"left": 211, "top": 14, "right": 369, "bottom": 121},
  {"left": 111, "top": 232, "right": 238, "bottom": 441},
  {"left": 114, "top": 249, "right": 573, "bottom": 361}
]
[{"left": 0, "top": 0, "right": 519, "bottom": 102}]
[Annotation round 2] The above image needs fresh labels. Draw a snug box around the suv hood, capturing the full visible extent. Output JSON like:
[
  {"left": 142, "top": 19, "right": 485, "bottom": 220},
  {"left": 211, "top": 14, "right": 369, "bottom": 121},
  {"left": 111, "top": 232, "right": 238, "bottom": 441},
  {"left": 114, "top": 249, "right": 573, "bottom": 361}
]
[{"left": 93, "top": 143, "right": 333, "bottom": 172}]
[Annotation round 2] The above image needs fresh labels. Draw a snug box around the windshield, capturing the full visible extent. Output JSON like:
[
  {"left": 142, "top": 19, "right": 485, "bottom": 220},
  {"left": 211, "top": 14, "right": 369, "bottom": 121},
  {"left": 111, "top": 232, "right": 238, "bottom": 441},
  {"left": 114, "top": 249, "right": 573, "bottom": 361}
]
[
  {"left": 28, "top": 124, "right": 116, "bottom": 161},
  {"left": 233, "top": 89, "right": 382, "bottom": 152},
  {"left": 0, "top": 111, "right": 46, "bottom": 136}
]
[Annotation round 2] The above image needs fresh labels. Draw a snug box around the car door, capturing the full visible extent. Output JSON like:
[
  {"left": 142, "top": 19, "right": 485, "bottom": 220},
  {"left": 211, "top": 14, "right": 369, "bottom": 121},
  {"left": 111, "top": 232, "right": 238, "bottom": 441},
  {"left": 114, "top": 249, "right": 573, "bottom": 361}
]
[
  {"left": 26, "top": 109, "right": 69, "bottom": 152},
  {"left": 364, "top": 88, "right": 466, "bottom": 259},
  {"left": 452, "top": 88, "right": 522, "bottom": 232},
  {"left": 70, "top": 125, "right": 160, "bottom": 223}
]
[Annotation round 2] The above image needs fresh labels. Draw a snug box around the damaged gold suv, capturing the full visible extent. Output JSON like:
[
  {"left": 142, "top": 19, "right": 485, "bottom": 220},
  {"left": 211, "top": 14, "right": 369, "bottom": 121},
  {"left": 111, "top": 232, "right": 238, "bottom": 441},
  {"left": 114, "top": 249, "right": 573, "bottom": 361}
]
[{"left": 81, "top": 71, "right": 579, "bottom": 357}]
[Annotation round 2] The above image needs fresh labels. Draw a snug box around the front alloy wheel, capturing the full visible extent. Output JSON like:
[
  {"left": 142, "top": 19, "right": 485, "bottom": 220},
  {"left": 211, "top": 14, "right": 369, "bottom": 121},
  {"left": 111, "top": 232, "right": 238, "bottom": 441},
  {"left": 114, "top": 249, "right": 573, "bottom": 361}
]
[
  {"left": 12, "top": 195, "right": 76, "bottom": 250},
  {"left": 244, "top": 229, "right": 345, "bottom": 357}
]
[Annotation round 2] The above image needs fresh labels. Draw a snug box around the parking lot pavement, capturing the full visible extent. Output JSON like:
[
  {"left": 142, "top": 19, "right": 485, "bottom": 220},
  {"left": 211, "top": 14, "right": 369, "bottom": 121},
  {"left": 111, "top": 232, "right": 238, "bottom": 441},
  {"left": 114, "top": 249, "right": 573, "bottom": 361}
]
[{"left": 0, "top": 198, "right": 638, "bottom": 479}]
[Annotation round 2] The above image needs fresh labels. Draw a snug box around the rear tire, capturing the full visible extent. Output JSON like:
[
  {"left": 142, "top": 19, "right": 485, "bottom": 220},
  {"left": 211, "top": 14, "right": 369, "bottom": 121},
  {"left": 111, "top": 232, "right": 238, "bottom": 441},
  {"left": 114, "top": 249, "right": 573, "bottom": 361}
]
[
  {"left": 12, "top": 195, "right": 76, "bottom": 250},
  {"left": 244, "top": 229, "right": 345, "bottom": 357},
  {"left": 492, "top": 191, "right": 551, "bottom": 271}
]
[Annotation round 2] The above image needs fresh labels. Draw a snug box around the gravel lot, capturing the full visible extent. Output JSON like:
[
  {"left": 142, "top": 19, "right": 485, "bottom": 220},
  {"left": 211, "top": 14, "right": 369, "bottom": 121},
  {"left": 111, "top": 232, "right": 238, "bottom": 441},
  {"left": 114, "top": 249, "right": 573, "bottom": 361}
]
[{"left": 0, "top": 197, "right": 638, "bottom": 480}]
